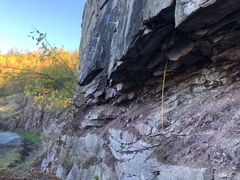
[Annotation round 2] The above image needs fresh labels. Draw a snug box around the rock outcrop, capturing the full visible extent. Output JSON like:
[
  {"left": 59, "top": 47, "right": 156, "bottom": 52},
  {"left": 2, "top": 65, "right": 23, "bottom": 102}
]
[
  {"left": 3, "top": 0, "right": 240, "bottom": 180},
  {"left": 78, "top": 0, "right": 240, "bottom": 93},
  {"left": 71, "top": 0, "right": 240, "bottom": 179}
]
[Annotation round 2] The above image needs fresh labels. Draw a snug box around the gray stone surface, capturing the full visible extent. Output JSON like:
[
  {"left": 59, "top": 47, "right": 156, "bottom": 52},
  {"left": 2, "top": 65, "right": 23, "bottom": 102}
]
[
  {"left": 3, "top": 1, "right": 240, "bottom": 180},
  {"left": 176, "top": 0, "right": 240, "bottom": 31},
  {"left": 9, "top": 58, "right": 240, "bottom": 180},
  {"left": 41, "top": 133, "right": 117, "bottom": 180},
  {"left": 80, "top": 105, "right": 124, "bottom": 128},
  {"left": 0, "top": 132, "right": 21, "bottom": 148},
  {"left": 143, "top": 0, "right": 174, "bottom": 21},
  {"left": 56, "top": 1, "right": 240, "bottom": 179},
  {"left": 78, "top": 0, "right": 240, "bottom": 100}
]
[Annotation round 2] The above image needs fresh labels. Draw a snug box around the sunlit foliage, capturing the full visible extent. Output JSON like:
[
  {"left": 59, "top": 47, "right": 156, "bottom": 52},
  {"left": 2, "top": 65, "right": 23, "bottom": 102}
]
[{"left": 0, "top": 49, "right": 79, "bottom": 109}]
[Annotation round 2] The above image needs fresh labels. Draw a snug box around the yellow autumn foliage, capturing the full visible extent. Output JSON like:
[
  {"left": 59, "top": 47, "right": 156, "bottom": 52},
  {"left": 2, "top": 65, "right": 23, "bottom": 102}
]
[{"left": 0, "top": 49, "right": 79, "bottom": 109}]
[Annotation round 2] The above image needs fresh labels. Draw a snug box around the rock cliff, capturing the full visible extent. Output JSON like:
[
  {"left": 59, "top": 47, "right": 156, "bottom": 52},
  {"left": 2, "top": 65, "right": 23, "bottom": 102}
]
[
  {"left": 70, "top": 0, "right": 240, "bottom": 179},
  {"left": 4, "top": 0, "right": 240, "bottom": 179}
]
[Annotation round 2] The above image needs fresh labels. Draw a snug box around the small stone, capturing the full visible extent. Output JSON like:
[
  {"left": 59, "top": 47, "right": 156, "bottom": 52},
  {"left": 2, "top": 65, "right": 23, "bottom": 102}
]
[
  {"left": 83, "top": 82, "right": 98, "bottom": 98},
  {"left": 94, "top": 90, "right": 104, "bottom": 98},
  {"left": 105, "top": 88, "right": 118, "bottom": 100},
  {"left": 127, "top": 93, "right": 135, "bottom": 100},
  {"left": 143, "top": 28, "right": 152, "bottom": 35},
  {"left": 117, "top": 61, "right": 123, "bottom": 67},
  {"left": 116, "top": 83, "right": 124, "bottom": 91},
  {"left": 218, "top": 171, "right": 229, "bottom": 178},
  {"left": 116, "top": 82, "right": 134, "bottom": 92},
  {"left": 81, "top": 106, "right": 122, "bottom": 128}
]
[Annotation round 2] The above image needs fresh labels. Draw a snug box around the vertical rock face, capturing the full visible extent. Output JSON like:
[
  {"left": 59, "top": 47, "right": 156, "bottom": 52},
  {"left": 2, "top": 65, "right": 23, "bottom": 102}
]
[{"left": 38, "top": 0, "right": 240, "bottom": 180}]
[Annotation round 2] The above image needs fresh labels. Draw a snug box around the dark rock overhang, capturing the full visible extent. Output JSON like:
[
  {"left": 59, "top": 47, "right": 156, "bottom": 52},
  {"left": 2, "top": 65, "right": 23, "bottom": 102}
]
[{"left": 77, "top": 0, "right": 240, "bottom": 103}]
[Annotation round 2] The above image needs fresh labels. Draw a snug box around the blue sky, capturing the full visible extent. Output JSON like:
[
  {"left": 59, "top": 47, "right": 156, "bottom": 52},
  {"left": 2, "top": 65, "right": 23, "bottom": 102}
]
[{"left": 0, "top": 0, "right": 85, "bottom": 54}]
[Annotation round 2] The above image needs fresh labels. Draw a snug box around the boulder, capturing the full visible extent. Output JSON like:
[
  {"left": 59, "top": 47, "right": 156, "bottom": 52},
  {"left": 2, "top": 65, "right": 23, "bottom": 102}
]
[{"left": 0, "top": 132, "right": 22, "bottom": 148}]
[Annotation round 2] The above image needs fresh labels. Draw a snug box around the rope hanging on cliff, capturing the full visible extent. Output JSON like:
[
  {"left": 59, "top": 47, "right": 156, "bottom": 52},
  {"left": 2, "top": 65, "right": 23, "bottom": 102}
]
[{"left": 161, "top": 59, "right": 168, "bottom": 130}]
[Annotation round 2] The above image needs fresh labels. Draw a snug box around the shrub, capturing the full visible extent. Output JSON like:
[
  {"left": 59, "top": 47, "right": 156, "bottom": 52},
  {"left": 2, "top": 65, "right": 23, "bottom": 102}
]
[{"left": 0, "top": 49, "right": 79, "bottom": 109}]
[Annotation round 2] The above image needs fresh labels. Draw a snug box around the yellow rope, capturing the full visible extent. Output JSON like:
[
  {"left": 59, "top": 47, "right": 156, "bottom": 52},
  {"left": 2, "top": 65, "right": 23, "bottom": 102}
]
[{"left": 161, "top": 59, "right": 168, "bottom": 130}]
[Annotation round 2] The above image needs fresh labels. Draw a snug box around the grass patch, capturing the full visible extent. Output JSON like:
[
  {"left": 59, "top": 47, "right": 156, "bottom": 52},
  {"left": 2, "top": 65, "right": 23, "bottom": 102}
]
[
  {"left": 0, "top": 131, "right": 43, "bottom": 174},
  {"left": 18, "top": 131, "right": 42, "bottom": 144},
  {"left": 0, "top": 148, "right": 21, "bottom": 172}
]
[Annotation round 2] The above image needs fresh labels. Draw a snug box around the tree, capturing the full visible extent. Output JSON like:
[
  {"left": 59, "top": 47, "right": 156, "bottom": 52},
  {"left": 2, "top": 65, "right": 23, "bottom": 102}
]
[{"left": 0, "top": 30, "right": 79, "bottom": 109}]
